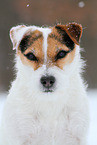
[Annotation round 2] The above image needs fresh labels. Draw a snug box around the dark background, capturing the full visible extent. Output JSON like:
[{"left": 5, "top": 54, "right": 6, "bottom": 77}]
[{"left": 0, "top": 0, "right": 97, "bottom": 92}]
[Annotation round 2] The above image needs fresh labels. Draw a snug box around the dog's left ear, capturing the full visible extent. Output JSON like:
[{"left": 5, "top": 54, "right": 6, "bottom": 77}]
[
  {"left": 55, "top": 22, "right": 82, "bottom": 45},
  {"left": 10, "top": 25, "right": 32, "bottom": 50}
]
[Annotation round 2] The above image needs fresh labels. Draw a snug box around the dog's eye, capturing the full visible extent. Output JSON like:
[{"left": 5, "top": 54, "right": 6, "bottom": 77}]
[
  {"left": 55, "top": 50, "right": 70, "bottom": 60},
  {"left": 24, "top": 53, "right": 38, "bottom": 61}
]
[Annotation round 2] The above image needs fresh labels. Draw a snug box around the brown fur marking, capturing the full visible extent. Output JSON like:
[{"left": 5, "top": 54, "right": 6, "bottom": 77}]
[
  {"left": 55, "top": 23, "right": 82, "bottom": 45},
  {"left": 47, "top": 27, "right": 76, "bottom": 69},
  {"left": 17, "top": 30, "right": 44, "bottom": 70}
]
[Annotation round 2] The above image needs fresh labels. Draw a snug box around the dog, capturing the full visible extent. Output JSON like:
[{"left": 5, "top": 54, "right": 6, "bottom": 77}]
[{"left": 0, "top": 23, "right": 89, "bottom": 145}]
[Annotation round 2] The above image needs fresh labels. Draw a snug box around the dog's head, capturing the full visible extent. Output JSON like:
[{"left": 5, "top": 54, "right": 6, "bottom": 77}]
[{"left": 10, "top": 23, "right": 82, "bottom": 99}]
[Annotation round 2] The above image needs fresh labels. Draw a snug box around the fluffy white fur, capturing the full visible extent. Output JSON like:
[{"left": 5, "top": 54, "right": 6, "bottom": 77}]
[{"left": 0, "top": 25, "right": 89, "bottom": 145}]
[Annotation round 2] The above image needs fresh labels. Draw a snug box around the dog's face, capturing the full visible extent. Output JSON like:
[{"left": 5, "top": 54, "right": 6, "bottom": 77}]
[{"left": 10, "top": 23, "right": 82, "bottom": 99}]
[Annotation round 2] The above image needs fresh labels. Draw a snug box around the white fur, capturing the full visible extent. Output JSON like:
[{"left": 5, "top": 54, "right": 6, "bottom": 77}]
[{"left": 0, "top": 25, "right": 89, "bottom": 145}]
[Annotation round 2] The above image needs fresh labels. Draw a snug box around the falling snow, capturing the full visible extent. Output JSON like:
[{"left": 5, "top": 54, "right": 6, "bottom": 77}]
[
  {"left": 78, "top": 1, "right": 85, "bottom": 8},
  {"left": 27, "top": 4, "right": 29, "bottom": 7}
]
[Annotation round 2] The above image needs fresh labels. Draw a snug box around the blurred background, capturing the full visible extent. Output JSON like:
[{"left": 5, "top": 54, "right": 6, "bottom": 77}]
[{"left": 0, "top": 0, "right": 97, "bottom": 92}]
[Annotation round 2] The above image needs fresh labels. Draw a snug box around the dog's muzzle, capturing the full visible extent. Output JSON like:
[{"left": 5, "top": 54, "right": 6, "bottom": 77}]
[{"left": 40, "top": 76, "right": 56, "bottom": 92}]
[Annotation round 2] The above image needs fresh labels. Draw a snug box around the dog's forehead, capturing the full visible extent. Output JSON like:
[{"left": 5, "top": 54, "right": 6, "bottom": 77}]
[{"left": 36, "top": 27, "right": 52, "bottom": 62}]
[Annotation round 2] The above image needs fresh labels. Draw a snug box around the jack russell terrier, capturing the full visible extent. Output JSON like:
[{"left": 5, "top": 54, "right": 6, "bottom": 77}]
[{"left": 0, "top": 23, "right": 89, "bottom": 145}]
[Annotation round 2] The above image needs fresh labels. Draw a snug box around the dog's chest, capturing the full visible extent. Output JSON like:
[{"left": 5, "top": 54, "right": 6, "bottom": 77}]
[
  {"left": 5, "top": 95, "right": 71, "bottom": 145},
  {"left": 8, "top": 105, "right": 68, "bottom": 145},
  {"left": 20, "top": 112, "right": 68, "bottom": 145}
]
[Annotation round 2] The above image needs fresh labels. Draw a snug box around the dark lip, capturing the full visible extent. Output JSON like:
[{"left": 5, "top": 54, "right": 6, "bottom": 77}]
[{"left": 44, "top": 89, "right": 53, "bottom": 93}]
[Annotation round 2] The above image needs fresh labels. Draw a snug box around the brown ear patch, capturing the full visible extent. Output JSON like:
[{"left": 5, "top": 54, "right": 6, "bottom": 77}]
[{"left": 55, "top": 23, "right": 82, "bottom": 45}]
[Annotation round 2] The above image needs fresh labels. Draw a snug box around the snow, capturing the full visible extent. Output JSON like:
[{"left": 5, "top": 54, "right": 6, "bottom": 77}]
[
  {"left": 0, "top": 90, "right": 97, "bottom": 144},
  {"left": 87, "top": 90, "right": 97, "bottom": 145},
  {"left": 0, "top": 93, "right": 6, "bottom": 126},
  {"left": 27, "top": 4, "right": 29, "bottom": 7},
  {"left": 78, "top": 1, "right": 85, "bottom": 8}
]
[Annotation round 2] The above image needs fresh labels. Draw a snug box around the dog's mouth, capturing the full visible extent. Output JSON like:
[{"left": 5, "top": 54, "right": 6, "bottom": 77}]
[{"left": 44, "top": 89, "right": 53, "bottom": 93}]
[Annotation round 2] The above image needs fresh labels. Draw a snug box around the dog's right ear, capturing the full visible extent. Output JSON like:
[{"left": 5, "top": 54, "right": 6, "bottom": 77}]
[
  {"left": 10, "top": 25, "right": 32, "bottom": 50},
  {"left": 10, "top": 25, "right": 26, "bottom": 50}
]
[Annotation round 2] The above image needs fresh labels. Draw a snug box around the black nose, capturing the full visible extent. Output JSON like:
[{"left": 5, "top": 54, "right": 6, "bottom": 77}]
[{"left": 40, "top": 76, "right": 55, "bottom": 89}]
